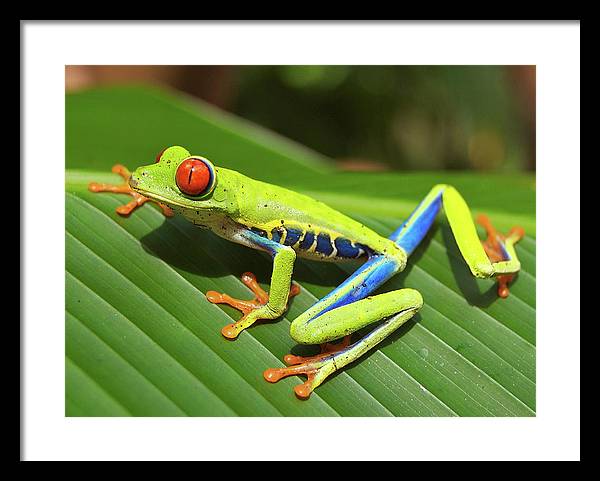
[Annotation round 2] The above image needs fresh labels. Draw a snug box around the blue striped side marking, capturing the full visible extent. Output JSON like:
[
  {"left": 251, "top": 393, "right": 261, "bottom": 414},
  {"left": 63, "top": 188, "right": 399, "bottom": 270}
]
[
  {"left": 315, "top": 233, "right": 334, "bottom": 256},
  {"left": 334, "top": 237, "right": 359, "bottom": 258},
  {"left": 334, "top": 237, "right": 368, "bottom": 259},
  {"left": 299, "top": 231, "right": 315, "bottom": 250},
  {"left": 283, "top": 228, "right": 302, "bottom": 246},
  {"left": 271, "top": 227, "right": 284, "bottom": 243}
]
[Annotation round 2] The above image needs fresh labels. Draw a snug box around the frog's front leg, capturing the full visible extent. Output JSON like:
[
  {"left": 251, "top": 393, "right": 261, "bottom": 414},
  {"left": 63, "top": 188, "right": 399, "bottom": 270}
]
[
  {"left": 206, "top": 229, "right": 300, "bottom": 339},
  {"left": 88, "top": 164, "right": 174, "bottom": 217}
]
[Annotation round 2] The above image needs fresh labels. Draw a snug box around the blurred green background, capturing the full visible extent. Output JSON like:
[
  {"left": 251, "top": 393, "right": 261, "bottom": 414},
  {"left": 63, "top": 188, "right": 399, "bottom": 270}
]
[{"left": 66, "top": 65, "right": 535, "bottom": 173}]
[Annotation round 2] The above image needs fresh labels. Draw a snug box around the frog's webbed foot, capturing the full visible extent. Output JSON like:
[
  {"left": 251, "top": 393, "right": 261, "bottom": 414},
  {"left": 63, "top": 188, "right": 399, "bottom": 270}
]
[
  {"left": 206, "top": 272, "right": 301, "bottom": 339},
  {"left": 476, "top": 214, "right": 525, "bottom": 298},
  {"left": 282, "top": 335, "right": 352, "bottom": 366},
  {"left": 263, "top": 338, "right": 352, "bottom": 399},
  {"left": 88, "top": 164, "right": 174, "bottom": 217}
]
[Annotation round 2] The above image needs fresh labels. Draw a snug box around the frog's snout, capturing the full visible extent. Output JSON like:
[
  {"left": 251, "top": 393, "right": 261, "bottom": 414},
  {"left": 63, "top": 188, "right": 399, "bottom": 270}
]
[
  {"left": 129, "top": 174, "right": 139, "bottom": 190},
  {"left": 129, "top": 167, "right": 153, "bottom": 191}
]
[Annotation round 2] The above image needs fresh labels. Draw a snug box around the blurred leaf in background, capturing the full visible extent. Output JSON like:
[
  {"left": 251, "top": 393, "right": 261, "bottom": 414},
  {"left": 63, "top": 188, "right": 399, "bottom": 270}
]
[
  {"left": 66, "top": 65, "right": 535, "bottom": 172},
  {"left": 233, "top": 65, "right": 535, "bottom": 172}
]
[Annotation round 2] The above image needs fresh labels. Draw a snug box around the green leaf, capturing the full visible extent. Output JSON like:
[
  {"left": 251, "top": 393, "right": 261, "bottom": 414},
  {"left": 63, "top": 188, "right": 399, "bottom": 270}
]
[{"left": 66, "top": 86, "right": 535, "bottom": 416}]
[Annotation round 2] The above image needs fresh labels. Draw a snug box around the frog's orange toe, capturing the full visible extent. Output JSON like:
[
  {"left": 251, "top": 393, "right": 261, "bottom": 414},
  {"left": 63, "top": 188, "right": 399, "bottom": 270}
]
[
  {"left": 263, "top": 368, "right": 286, "bottom": 383},
  {"left": 206, "top": 291, "right": 225, "bottom": 304},
  {"left": 88, "top": 182, "right": 102, "bottom": 193},
  {"left": 221, "top": 323, "right": 240, "bottom": 339},
  {"left": 294, "top": 382, "right": 313, "bottom": 399},
  {"left": 207, "top": 273, "right": 300, "bottom": 339},
  {"left": 283, "top": 354, "right": 303, "bottom": 365},
  {"left": 508, "top": 226, "right": 525, "bottom": 241},
  {"left": 263, "top": 366, "right": 317, "bottom": 399},
  {"left": 496, "top": 276, "right": 512, "bottom": 299},
  {"left": 263, "top": 350, "right": 341, "bottom": 400}
]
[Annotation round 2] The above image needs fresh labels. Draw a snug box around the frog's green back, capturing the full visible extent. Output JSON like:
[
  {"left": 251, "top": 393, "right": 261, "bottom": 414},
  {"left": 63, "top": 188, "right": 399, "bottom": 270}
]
[
  {"left": 224, "top": 168, "right": 397, "bottom": 261},
  {"left": 129, "top": 145, "right": 400, "bottom": 262}
]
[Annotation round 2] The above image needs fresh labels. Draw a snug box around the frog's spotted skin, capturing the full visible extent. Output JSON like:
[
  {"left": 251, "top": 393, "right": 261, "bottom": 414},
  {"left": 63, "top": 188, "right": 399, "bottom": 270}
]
[{"left": 90, "top": 145, "right": 524, "bottom": 399}]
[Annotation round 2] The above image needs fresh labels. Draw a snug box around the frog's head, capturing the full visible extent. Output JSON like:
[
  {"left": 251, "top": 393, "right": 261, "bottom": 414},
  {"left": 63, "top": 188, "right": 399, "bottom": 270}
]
[{"left": 129, "top": 146, "right": 235, "bottom": 220}]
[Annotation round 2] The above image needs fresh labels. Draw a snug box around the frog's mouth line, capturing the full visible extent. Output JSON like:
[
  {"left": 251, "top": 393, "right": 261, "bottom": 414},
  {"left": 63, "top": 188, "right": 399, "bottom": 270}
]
[
  {"left": 129, "top": 176, "right": 219, "bottom": 213},
  {"left": 129, "top": 178, "right": 185, "bottom": 209}
]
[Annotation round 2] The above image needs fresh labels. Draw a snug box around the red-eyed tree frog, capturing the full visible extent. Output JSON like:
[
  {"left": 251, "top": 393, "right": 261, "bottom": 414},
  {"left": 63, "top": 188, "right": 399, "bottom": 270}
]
[{"left": 89, "top": 146, "right": 524, "bottom": 399}]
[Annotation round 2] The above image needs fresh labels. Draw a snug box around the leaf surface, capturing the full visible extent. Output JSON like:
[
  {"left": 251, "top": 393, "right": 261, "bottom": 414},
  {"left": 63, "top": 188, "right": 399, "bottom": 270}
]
[{"left": 65, "top": 86, "right": 535, "bottom": 416}]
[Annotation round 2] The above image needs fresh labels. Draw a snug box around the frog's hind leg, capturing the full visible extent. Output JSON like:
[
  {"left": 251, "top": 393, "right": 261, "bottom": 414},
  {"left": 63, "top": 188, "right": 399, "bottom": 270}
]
[
  {"left": 88, "top": 164, "right": 174, "bottom": 217},
  {"left": 264, "top": 288, "right": 423, "bottom": 399},
  {"left": 476, "top": 214, "right": 525, "bottom": 298},
  {"left": 264, "top": 254, "right": 409, "bottom": 398},
  {"left": 390, "top": 184, "right": 525, "bottom": 297}
]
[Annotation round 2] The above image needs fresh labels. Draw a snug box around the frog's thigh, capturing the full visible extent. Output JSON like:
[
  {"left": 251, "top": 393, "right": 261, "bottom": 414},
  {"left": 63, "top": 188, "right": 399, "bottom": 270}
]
[
  {"left": 267, "top": 288, "right": 422, "bottom": 398},
  {"left": 290, "top": 288, "right": 423, "bottom": 346}
]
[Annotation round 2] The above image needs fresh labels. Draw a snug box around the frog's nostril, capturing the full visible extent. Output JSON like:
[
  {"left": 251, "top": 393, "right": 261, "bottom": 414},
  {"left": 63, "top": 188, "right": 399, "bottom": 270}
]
[{"left": 129, "top": 176, "right": 139, "bottom": 189}]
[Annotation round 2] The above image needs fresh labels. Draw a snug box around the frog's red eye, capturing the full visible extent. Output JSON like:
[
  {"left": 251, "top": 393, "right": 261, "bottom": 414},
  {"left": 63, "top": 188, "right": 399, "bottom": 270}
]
[
  {"left": 175, "top": 157, "right": 215, "bottom": 197},
  {"left": 155, "top": 148, "right": 167, "bottom": 163}
]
